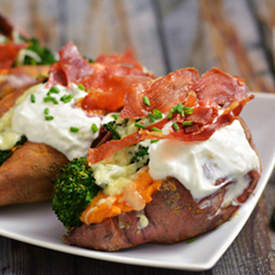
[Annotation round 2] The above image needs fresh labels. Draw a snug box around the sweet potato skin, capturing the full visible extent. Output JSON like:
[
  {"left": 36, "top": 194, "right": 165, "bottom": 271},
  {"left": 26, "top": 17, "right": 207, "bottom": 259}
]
[
  {"left": 0, "top": 141, "right": 68, "bottom": 206},
  {"left": 65, "top": 169, "right": 260, "bottom": 251},
  {"left": 65, "top": 119, "right": 261, "bottom": 251}
]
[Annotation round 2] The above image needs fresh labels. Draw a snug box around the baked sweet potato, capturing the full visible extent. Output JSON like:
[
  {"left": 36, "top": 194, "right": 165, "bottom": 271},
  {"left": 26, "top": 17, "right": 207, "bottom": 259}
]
[{"left": 65, "top": 120, "right": 261, "bottom": 251}]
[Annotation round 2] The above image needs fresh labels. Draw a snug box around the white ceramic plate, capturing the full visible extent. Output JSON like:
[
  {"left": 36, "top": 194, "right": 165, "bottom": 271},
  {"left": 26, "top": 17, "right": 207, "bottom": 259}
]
[{"left": 0, "top": 93, "right": 274, "bottom": 271}]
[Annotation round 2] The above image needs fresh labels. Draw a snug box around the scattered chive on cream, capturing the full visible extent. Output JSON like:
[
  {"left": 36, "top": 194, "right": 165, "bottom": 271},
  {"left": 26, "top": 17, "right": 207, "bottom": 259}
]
[
  {"left": 43, "top": 96, "right": 59, "bottom": 104},
  {"left": 91, "top": 123, "right": 98, "bottom": 133},
  {"left": 111, "top": 113, "right": 120, "bottom": 120},
  {"left": 60, "top": 94, "right": 74, "bottom": 103},
  {"left": 143, "top": 96, "right": 150, "bottom": 106},
  {"left": 182, "top": 120, "right": 194, "bottom": 126},
  {"left": 44, "top": 107, "right": 49, "bottom": 115},
  {"left": 135, "top": 122, "right": 145, "bottom": 129},
  {"left": 48, "top": 86, "right": 60, "bottom": 95},
  {"left": 30, "top": 94, "right": 36, "bottom": 103},
  {"left": 45, "top": 115, "right": 54, "bottom": 121},
  {"left": 78, "top": 83, "right": 85, "bottom": 91},
  {"left": 70, "top": 127, "right": 79, "bottom": 133},
  {"left": 172, "top": 122, "right": 179, "bottom": 131}
]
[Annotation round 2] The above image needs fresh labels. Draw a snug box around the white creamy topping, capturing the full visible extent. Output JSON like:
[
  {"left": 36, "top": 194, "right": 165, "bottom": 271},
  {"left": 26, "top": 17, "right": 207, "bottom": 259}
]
[
  {"left": 11, "top": 83, "right": 101, "bottom": 160},
  {"left": 149, "top": 120, "right": 260, "bottom": 200}
]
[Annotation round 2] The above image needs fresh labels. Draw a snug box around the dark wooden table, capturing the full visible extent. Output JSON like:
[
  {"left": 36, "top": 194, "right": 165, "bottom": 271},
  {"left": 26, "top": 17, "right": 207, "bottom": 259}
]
[{"left": 0, "top": 0, "right": 274, "bottom": 274}]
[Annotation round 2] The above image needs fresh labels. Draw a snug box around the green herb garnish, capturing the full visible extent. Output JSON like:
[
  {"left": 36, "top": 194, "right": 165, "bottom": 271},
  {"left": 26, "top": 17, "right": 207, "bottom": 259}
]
[
  {"left": 135, "top": 122, "right": 145, "bottom": 129},
  {"left": 44, "top": 108, "right": 49, "bottom": 115},
  {"left": 182, "top": 121, "right": 194, "bottom": 126},
  {"left": 30, "top": 94, "right": 36, "bottom": 103},
  {"left": 143, "top": 96, "right": 150, "bottom": 106},
  {"left": 60, "top": 94, "right": 74, "bottom": 103},
  {"left": 172, "top": 122, "right": 179, "bottom": 131},
  {"left": 152, "top": 127, "right": 162, "bottom": 132},
  {"left": 91, "top": 123, "right": 98, "bottom": 133},
  {"left": 70, "top": 127, "right": 79, "bottom": 133},
  {"left": 43, "top": 96, "right": 59, "bottom": 105},
  {"left": 78, "top": 83, "right": 85, "bottom": 91},
  {"left": 48, "top": 86, "right": 60, "bottom": 95},
  {"left": 45, "top": 115, "right": 54, "bottom": 121},
  {"left": 152, "top": 108, "right": 162, "bottom": 119}
]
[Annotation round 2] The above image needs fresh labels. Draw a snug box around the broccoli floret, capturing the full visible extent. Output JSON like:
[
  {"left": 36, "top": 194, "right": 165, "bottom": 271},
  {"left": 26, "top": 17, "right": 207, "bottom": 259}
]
[
  {"left": 0, "top": 135, "right": 27, "bottom": 166},
  {"left": 52, "top": 157, "right": 101, "bottom": 228}
]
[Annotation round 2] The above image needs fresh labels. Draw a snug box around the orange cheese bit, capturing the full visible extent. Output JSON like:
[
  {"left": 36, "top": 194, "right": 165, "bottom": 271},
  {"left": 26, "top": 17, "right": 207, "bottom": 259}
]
[{"left": 80, "top": 168, "right": 162, "bottom": 225}]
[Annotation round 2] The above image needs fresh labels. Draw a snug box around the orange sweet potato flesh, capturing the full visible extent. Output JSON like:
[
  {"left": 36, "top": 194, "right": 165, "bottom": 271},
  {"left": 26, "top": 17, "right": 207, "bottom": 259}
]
[{"left": 0, "top": 141, "right": 68, "bottom": 206}]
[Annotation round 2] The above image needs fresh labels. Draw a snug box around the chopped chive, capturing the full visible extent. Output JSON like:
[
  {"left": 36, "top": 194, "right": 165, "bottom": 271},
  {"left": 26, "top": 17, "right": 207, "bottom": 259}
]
[
  {"left": 152, "top": 127, "right": 162, "bottom": 132},
  {"left": 183, "top": 106, "right": 194, "bottom": 115},
  {"left": 111, "top": 113, "right": 120, "bottom": 120},
  {"left": 91, "top": 123, "right": 98, "bottom": 133},
  {"left": 148, "top": 113, "right": 156, "bottom": 123},
  {"left": 45, "top": 115, "right": 54, "bottom": 121},
  {"left": 143, "top": 96, "right": 150, "bottom": 106},
  {"left": 70, "top": 127, "right": 79, "bottom": 133},
  {"left": 30, "top": 94, "right": 36, "bottom": 103},
  {"left": 187, "top": 237, "right": 196, "bottom": 243},
  {"left": 150, "top": 139, "right": 159, "bottom": 144},
  {"left": 152, "top": 109, "right": 162, "bottom": 119},
  {"left": 44, "top": 107, "right": 49, "bottom": 115},
  {"left": 60, "top": 94, "right": 74, "bottom": 103},
  {"left": 167, "top": 111, "right": 174, "bottom": 120},
  {"left": 172, "top": 122, "right": 180, "bottom": 131},
  {"left": 181, "top": 111, "right": 185, "bottom": 118},
  {"left": 78, "top": 83, "right": 85, "bottom": 91},
  {"left": 175, "top": 103, "right": 183, "bottom": 113},
  {"left": 48, "top": 86, "right": 60, "bottom": 94},
  {"left": 135, "top": 122, "right": 145, "bottom": 129},
  {"left": 43, "top": 96, "right": 59, "bottom": 104},
  {"left": 182, "top": 120, "right": 194, "bottom": 126}
]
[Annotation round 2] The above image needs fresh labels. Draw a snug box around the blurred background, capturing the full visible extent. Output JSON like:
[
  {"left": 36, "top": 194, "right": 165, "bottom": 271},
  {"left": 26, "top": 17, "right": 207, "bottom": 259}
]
[{"left": 0, "top": 0, "right": 274, "bottom": 92}]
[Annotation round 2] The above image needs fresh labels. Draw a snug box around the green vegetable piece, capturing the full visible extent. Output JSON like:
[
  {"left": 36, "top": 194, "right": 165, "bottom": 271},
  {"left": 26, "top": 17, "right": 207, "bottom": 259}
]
[
  {"left": 175, "top": 103, "right": 183, "bottom": 113},
  {"left": 152, "top": 108, "right": 162, "bottom": 119},
  {"left": 44, "top": 108, "right": 49, "bottom": 115},
  {"left": 78, "top": 83, "right": 85, "bottom": 91},
  {"left": 103, "top": 121, "right": 121, "bottom": 140},
  {"left": 70, "top": 127, "right": 79, "bottom": 133},
  {"left": 143, "top": 96, "right": 150, "bottom": 106},
  {"left": 183, "top": 106, "right": 194, "bottom": 115},
  {"left": 152, "top": 127, "right": 162, "bottom": 132},
  {"left": 150, "top": 139, "right": 159, "bottom": 144},
  {"left": 43, "top": 96, "right": 59, "bottom": 105},
  {"left": 135, "top": 123, "right": 145, "bottom": 129},
  {"left": 52, "top": 157, "right": 101, "bottom": 228},
  {"left": 60, "top": 94, "right": 74, "bottom": 103},
  {"left": 182, "top": 120, "right": 194, "bottom": 126},
  {"left": 22, "top": 38, "right": 56, "bottom": 65},
  {"left": 111, "top": 113, "right": 120, "bottom": 120},
  {"left": 48, "top": 86, "right": 60, "bottom": 95},
  {"left": 91, "top": 123, "right": 98, "bottom": 133},
  {"left": 148, "top": 113, "right": 156, "bottom": 123},
  {"left": 45, "top": 115, "right": 54, "bottom": 121},
  {"left": 130, "top": 145, "right": 149, "bottom": 164},
  {"left": 30, "top": 94, "right": 36, "bottom": 103},
  {"left": 172, "top": 122, "right": 179, "bottom": 131}
]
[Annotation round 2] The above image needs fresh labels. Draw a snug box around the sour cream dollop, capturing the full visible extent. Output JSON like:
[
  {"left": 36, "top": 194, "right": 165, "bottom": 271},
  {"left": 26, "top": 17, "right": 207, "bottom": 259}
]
[
  {"left": 149, "top": 120, "right": 260, "bottom": 200},
  {"left": 12, "top": 84, "right": 101, "bottom": 160}
]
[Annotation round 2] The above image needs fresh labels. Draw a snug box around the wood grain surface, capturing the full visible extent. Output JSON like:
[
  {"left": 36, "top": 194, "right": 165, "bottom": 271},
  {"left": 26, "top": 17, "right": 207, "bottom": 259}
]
[{"left": 0, "top": 0, "right": 274, "bottom": 274}]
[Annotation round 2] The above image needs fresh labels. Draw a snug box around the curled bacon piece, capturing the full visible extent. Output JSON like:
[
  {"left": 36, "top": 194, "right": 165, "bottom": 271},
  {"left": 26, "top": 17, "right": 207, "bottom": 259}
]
[
  {"left": 0, "top": 43, "right": 27, "bottom": 69},
  {"left": 81, "top": 49, "right": 155, "bottom": 112},
  {"left": 88, "top": 67, "right": 253, "bottom": 165},
  {"left": 121, "top": 68, "right": 199, "bottom": 118},
  {"left": 47, "top": 41, "right": 93, "bottom": 88},
  {"left": 194, "top": 68, "right": 249, "bottom": 108}
]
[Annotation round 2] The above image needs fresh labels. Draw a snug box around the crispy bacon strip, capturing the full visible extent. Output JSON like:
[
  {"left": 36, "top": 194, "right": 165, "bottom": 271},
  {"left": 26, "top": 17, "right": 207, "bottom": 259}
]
[
  {"left": 121, "top": 68, "right": 199, "bottom": 118},
  {"left": 194, "top": 68, "right": 249, "bottom": 108},
  {"left": 81, "top": 49, "right": 155, "bottom": 112},
  {"left": 0, "top": 43, "right": 27, "bottom": 69},
  {"left": 47, "top": 41, "right": 93, "bottom": 87}
]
